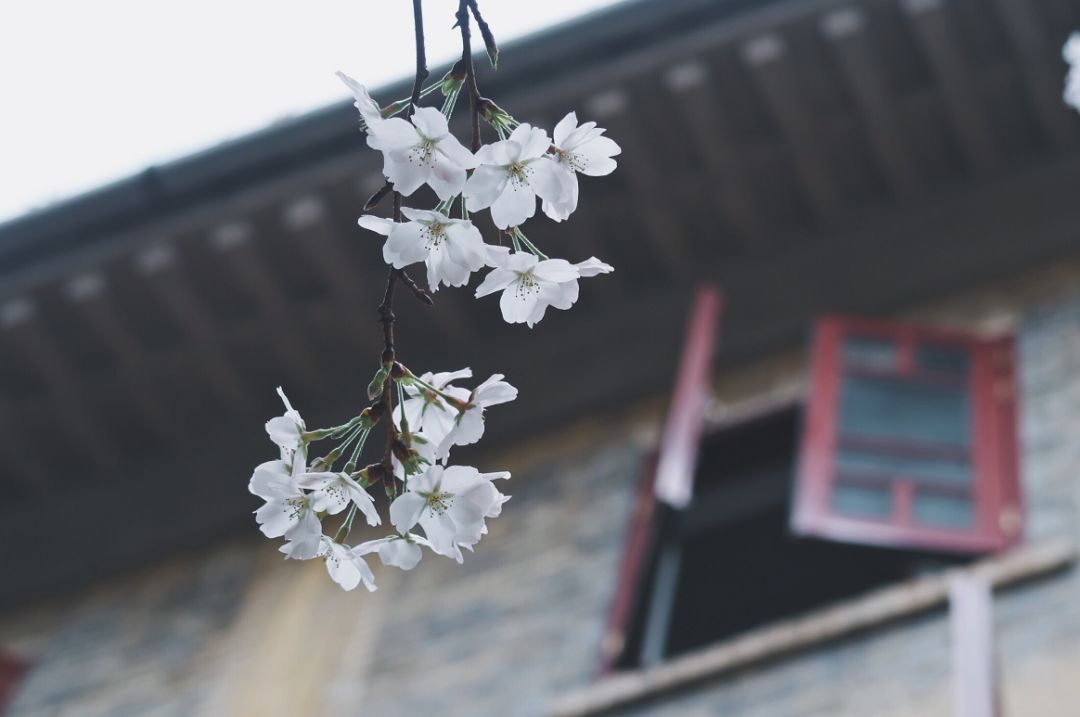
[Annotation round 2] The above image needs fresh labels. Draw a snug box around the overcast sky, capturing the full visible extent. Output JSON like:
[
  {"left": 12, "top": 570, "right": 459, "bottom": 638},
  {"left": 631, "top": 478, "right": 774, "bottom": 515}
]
[{"left": 0, "top": 1, "right": 624, "bottom": 223}]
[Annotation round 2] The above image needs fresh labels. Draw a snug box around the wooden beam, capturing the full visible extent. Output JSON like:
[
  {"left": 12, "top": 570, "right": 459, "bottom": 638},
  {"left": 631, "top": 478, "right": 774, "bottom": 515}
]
[
  {"left": 991, "top": 0, "right": 1080, "bottom": 150},
  {"left": 741, "top": 33, "right": 844, "bottom": 220},
  {"left": 902, "top": 0, "right": 1000, "bottom": 174},
  {"left": 133, "top": 243, "right": 252, "bottom": 410},
  {"left": 663, "top": 60, "right": 768, "bottom": 246},
  {"left": 0, "top": 297, "right": 119, "bottom": 473},
  {"left": 0, "top": 397, "right": 48, "bottom": 494},
  {"left": 820, "top": 8, "right": 921, "bottom": 198},
  {"left": 585, "top": 88, "right": 695, "bottom": 277},
  {"left": 208, "top": 221, "right": 321, "bottom": 390},
  {"left": 62, "top": 271, "right": 176, "bottom": 445}
]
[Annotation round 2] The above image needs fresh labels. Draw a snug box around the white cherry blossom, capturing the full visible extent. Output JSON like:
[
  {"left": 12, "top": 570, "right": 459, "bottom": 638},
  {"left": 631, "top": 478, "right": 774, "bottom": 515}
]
[
  {"left": 297, "top": 470, "right": 380, "bottom": 526},
  {"left": 355, "top": 533, "right": 433, "bottom": 570},
  {"left": 389, "top": 465, "right": 510, "bottom": 561},
  {"left": 464, "top": 124, "right": 574, "bottom": 228},
  {"left": 312, "top": 537, "right": 377, "bottom": 592},
  {"left": 367, "top": 106, "right": 477, "bottom": 199},
  {"left": 336, "top": 71, "right": 383, "bottom": 130},
  {"left": 542, "top": 112, "right": 622, "bottom": 221},
  {"left": 528, "top": 256, "right": 615, "bottom": 326},
  {"left": 400, "top": 368, "right": 473, "bottom": 446},
  {"left": 437, "top": 373, "right": 518, "bottom": 459},
  {"left": 265, "top": 386, "right": 306, "bottom": 464},
  {"left": 474, "top": 249, "right": 580, "bottom": 328},
  {"left": 358, "top": 209, "right": 488, "bottom": 291},
  {"left": 249, "top": 459, "right": 322, "bottom": 558}
]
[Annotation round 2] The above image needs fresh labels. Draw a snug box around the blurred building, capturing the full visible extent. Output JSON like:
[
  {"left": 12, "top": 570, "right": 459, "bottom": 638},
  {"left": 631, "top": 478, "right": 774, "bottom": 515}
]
[{"left": 2, "top": 0, "right": 1080, "bottom": 714}]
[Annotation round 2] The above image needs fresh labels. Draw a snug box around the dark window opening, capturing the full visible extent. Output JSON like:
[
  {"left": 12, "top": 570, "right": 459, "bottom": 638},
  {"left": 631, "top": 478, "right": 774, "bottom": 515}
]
[{"left": 617, "top": 406, "right": 966, "bottom": 669}]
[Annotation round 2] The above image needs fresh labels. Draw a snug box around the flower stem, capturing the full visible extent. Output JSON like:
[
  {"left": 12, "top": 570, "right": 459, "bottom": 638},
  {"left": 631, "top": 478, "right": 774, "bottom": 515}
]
[
  {"left": 514, "top": 229, "right": 548, "bottom": 260},
  {"left": 334, "top": 503, "right": 358, "bottom": 543},
  {"left": 344, "top": 428, "right": 370, "bottom": 473}
]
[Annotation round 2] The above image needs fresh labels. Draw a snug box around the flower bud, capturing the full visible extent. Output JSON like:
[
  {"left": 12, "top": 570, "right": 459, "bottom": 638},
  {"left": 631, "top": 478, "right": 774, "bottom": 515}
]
[
  {"left": 367, "top": 367, "right": 389, "bottom": 401},
  {"left": 359, "top": 401, "right": 386, "bottom": 429},
  {"left": 380, "top": 98, "right": 411, "bottom": 119},
  {"left": 441, "top": 61, "right": 466, "bottom": 96},
  {"left": 478, "top": 97, "right": 515, "bottom": 133}
]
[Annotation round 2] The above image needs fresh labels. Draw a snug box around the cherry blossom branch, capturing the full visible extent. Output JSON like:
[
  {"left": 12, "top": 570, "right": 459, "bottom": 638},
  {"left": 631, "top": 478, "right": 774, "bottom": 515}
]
[{"left": 249, "top": 0, "right": 618, "bottom": 593}]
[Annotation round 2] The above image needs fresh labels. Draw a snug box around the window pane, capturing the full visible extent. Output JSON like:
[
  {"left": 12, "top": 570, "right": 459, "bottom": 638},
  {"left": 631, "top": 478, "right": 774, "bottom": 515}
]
[
  {"left": 843, "top": 335, "right": 896, "bottom": 370},
  {"left": 838, "top": 374, "right": 970, "bottom": 446},
  {"left": 916, "top": 344, "right": 970, "bottom": 375},
  {"left": 832, "top": 482, "right": 891, "bottom": 518},
  {"left": 835, "top": 449, "right": 971, "bottom": 486},
  {"left": 913, "top": 492, "right": 973, "bottom": 529}
]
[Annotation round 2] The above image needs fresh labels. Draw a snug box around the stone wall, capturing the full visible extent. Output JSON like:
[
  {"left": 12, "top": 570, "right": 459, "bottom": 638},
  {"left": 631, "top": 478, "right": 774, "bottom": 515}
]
[{"left": 2, "top": 274, "right": 1079, "bottom": 717}]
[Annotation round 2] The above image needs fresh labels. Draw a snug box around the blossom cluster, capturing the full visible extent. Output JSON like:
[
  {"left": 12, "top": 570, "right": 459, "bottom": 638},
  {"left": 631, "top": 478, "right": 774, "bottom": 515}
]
[
  {"left": 248, "top": 16, "right": 621, "bottom": 592},
  {"left": 250, "top": 372, "right": 516, "bottom": 591},
  {"left": 344, "top": 72, "right": 619, "bottom": 326}
]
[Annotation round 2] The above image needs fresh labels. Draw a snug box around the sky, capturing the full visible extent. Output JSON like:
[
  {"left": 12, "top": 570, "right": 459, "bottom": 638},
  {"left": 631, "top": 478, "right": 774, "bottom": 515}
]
[{"left": 0, "top": 0, "right": 624, "bottom": 223}]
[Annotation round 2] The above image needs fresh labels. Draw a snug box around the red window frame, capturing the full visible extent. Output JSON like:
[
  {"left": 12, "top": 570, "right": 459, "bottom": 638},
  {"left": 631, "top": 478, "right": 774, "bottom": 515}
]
[
  {"left": 598, "top": 285, "right": 723, "bottom": 674},
  {"left": 792, "top": 316, "right": 1022, "bottom": 554},
  {"left": 0, "top": 652, "right": 26, "bottom": 714}
]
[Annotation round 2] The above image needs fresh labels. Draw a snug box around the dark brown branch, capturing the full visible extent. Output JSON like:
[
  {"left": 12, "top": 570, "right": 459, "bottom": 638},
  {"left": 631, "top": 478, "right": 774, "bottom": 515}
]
[
  {"left": 377, "top": 0, "right": 427, "bottom": 488},
  {"left": 466, "top": 0, "right": 497, "bottom": 69},
  {"left": 456, "top": 0, "right": 482, "bottom": 153},
  {"left": 408, "top": 0, "right": 429, "bottom": 110}
]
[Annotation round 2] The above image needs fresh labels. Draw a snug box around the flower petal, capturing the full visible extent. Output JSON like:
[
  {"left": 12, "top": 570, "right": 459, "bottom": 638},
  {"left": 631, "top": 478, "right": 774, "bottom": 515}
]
[
  {"left": 474, "top": 267, "right": 517, "bottom": 297},
  {"left": 389, "top": 492, "right": 427, "bottom": 534},
  {"left": 499, "top": 279, "right": 540, "bottom": 325},
  {"left": 411, "top": 106, "right": 449, "bottom": 139},
  {"left": 382, "top": 221, "right": 428, "bottom": 268},
  {"left": 552, "top": 111, "right": 578, "bottom": 148},
  {"left": 509, "top": 124, "right": 551, "bottom": 159},
  {"left": 464, "top": 165, "right": 508, "bottom": 211},
  {"left": 489, "top": 181, "right": 536, "bottom": 230},
  {"left": 358, "top": 215, "right": 395, "bottom": 236}
]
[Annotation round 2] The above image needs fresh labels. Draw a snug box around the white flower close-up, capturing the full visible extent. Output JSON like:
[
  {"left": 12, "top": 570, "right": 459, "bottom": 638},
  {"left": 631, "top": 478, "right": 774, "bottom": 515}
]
[
  {"left": 542, "top": 111, "right": 622, "bottom": 221},
  {"left": 297, "top": 470, "right": 381, "bottom": 526},
  {"left": 336, "top": 70, "right": 384, "bottom": 130},
  {"left": 249, "top": 459, "right": 322, "bottom": 558},
  {"left": 316, "top": 537, "right": 378, "bottom": 592},
  {"left": 388, "top": 465, "right": 510, "bottom": 561},
  {"left": 264, "top": 386, "right": 306, "bottom": 462},
  {"left": 355, "top": 533, "right": 433, "bottom": 571},
  {"left": 464, "top": 124, "right": 575, "bottom": 228},
  {"left": 366, "top": 106, "right": 478, "bottom": 199},
  {"left": 358, "top": 208, "right": 488, "bottom": 291},
  {"left": 400, "top": 368, "right": 473, "bottom": 446},
  {"left": 475, "top": 249, "right": 581, "bottom": 328},
  {"left": 437, "top": 373, "right": 518, "bottom": 458}
]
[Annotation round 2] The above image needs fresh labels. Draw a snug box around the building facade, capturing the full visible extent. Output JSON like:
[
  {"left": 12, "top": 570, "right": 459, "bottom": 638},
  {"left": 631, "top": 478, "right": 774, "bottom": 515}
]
[{"left": 2, "top": 0, "right": 1080, "bottom": 715}]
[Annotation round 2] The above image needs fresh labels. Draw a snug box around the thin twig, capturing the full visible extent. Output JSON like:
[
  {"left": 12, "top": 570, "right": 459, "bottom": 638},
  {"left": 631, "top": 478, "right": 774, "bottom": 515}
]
[
  {"left": 378, "top": 0, "right": 428, "bottom": 487},
  {"left": 456, "top": 0, "right": 482, "bottom": 153},
  {"left": 466, "top": 0, "right": 497, "bottom": 69}
]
